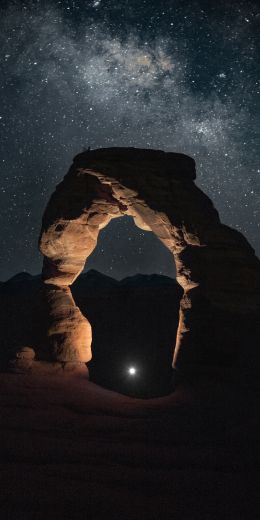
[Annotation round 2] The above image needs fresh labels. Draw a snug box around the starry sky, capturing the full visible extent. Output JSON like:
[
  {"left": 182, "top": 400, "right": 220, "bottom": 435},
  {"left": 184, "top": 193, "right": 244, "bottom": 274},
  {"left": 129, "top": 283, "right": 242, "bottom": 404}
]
[{"left": 0, "top": 0, "right": 259, "bottom": 281}]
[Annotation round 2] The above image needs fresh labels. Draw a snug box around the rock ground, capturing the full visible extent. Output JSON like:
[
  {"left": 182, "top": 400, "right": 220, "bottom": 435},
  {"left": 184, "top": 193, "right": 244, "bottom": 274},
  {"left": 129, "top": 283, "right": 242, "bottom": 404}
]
[{"left": 0, "top": 371, "right": 258, "bottom": 520}]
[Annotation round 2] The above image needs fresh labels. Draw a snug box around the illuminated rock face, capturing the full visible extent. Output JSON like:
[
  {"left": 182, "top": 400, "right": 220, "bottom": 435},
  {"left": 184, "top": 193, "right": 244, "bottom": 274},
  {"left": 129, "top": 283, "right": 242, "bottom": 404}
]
[{"left": 39, "top": 148, "right": 260, "bottom": 375}]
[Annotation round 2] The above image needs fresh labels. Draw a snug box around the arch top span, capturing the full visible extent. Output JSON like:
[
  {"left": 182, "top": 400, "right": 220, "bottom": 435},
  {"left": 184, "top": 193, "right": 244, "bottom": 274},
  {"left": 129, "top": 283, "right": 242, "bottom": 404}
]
[
  {"left": 39, "top": 147, "right": 260, "bottom": 377},
  {"left": 39, "top": 147, "right": 217, "bottom": 287},
  {"left": 73, "top": 146, "right": 197, "bottom": 180}
]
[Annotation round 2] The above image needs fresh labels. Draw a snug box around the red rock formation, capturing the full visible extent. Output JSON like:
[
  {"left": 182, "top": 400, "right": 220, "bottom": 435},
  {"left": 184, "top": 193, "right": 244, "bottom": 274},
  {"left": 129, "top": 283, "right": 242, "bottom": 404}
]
[
  {"left": 44, "top": 285, "right": 92, "bottom": 362},
  {"left": 39, "top": 148, "right": 260, "bottom": 377}
]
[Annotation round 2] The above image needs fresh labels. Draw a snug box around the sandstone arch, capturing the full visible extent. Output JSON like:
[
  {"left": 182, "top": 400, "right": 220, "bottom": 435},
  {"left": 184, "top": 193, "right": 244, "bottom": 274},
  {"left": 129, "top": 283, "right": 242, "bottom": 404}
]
[{"left": 39, "top": 148, "right": 260, "bottom": 378}]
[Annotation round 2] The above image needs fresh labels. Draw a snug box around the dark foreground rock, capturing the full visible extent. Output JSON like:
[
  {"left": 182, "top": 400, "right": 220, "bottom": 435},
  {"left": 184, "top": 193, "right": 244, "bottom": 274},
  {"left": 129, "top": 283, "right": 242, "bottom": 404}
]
[{"left": 0, "top": 371, "right": 258, "bottom": 520}]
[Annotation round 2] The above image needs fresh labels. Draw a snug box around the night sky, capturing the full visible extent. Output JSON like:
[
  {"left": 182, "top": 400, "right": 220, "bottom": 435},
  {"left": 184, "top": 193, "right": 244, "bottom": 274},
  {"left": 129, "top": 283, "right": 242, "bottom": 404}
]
[{"left": 0, "top": 0, "right": 259, "bottom": 281}]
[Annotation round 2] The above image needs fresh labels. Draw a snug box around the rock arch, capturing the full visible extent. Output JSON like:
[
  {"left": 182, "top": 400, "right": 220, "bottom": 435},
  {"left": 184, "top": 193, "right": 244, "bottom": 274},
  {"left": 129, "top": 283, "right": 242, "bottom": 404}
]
[{"left": 39, "top": 148, "right": 260, "bottom": 378}]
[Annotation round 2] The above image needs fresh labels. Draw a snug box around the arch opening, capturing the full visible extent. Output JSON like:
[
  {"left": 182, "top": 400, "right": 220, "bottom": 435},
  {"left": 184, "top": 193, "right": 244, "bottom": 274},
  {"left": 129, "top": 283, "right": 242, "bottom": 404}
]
[
  {"left": 71, "top": 215, "right": 182, "bottom": 397},
  {"left": 83, "top": 214, "right": 176, "bottom": 280}
]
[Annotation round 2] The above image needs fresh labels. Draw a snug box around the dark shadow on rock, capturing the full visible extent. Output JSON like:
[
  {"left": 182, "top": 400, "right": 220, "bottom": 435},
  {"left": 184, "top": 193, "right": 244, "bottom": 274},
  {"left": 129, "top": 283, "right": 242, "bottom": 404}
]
[{"left": 0, "top": 273, "right": 51, "bottom": 367}]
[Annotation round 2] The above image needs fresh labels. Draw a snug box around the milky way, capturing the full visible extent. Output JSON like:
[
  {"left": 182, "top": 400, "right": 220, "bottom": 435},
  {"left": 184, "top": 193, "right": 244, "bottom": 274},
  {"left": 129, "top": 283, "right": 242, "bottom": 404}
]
[{"left": 0, "top": 0, "right": 259, "bottom": 280}]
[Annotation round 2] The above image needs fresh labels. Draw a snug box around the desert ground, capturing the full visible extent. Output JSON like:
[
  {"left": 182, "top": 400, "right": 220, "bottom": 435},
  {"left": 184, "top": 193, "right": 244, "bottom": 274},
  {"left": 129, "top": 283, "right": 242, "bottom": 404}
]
[{"left": 0, "top": 367, "right": 258, "bottom": 520}]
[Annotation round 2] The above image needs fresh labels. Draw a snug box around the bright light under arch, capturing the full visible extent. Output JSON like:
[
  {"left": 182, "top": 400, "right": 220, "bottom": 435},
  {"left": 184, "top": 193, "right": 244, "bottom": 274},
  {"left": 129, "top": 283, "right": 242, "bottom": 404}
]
[{"left": 128, "top": 367, "right": 137, "bottom": 376}]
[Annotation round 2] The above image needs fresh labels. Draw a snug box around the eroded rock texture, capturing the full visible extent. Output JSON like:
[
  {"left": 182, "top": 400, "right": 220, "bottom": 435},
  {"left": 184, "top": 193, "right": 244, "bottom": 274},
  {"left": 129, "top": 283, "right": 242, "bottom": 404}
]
[{"left": 39, "top": 147, "right": 260, "bottom": 377}]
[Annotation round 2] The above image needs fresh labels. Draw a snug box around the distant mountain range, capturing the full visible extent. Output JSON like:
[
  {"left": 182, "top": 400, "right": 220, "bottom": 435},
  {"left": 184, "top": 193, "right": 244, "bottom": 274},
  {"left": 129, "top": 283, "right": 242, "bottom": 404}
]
[
  {"left": 1, "top": 269, "right": 178, "bottom": 288},
  {"left": 0, "top": 270, "right": 178, "bottom": 299}
]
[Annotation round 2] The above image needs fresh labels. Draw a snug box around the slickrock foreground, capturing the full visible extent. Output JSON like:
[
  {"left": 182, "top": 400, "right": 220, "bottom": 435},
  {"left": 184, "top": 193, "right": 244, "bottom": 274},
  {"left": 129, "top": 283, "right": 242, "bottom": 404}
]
[{"left": 0, "top": 371, "right": 258, "bottom": 520}]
